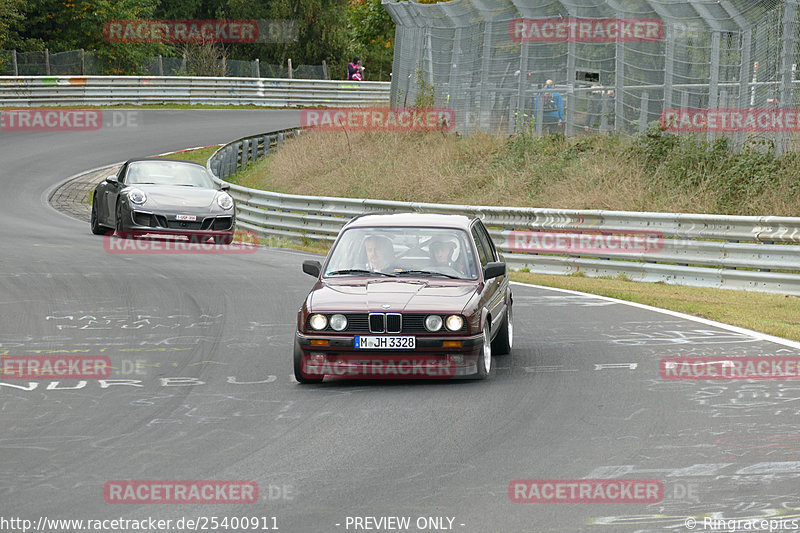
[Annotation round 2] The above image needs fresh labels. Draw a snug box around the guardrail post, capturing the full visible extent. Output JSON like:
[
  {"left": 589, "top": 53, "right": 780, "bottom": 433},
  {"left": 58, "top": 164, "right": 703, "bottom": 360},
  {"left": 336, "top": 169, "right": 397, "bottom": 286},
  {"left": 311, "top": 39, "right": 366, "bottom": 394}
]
[
  {"left": 288, "top": 58, "right": 293, "bottom": 79},
  {"left": 255, "top": 58, "right": 260, "bottom": 78},
  {"left": 241, "top": 139, "right": 250, "bottom": 167}
]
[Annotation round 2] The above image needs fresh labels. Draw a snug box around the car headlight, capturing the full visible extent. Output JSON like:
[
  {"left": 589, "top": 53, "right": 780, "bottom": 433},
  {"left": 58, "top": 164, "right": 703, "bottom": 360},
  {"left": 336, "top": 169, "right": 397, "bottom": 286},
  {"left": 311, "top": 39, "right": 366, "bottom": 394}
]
[
  {"left": 445, "top": 315, "right": 464, "bottom": 331},
  {"left": 330, "top": 314, "right": 348, "bottom": 331},
  {"left": 309, "top": 314, "right": 328, "bottom": 331},
  {"left": 217, "top": 193, "right": 234, "bottom": 210},
  {"left": 425, "top": 315, "right": 443, "bottom": 332},
  {"left": 128, "top": 189, "right": 147, "bottom": 205}
]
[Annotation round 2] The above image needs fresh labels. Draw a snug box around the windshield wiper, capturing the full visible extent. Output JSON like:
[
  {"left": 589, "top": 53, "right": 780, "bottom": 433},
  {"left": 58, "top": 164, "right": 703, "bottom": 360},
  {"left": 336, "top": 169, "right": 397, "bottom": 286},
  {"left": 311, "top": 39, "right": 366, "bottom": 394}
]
[
  {"left": 395, "top": 269, "right": 461, "bottom": 279},
  {"left": 326, "top": 269, "right": 397, "bottom": 277}
]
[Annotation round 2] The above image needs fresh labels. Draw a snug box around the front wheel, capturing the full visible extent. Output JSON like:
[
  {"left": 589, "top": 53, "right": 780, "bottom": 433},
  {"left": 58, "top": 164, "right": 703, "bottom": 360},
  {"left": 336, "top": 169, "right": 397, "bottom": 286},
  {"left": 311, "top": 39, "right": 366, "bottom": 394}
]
[
  {"left": 115, "top": 201, "right": 128, "bottom": 237},
  {"left": 491, "top": 302, "right": 513, "bottom": 355},
  {"left": 474, "top": 324, "right": 494, "bottom": 380},
  {"left": 294, "top": 343, "right": 323, "bottom": 384},
  {"left": 90, "top": 195, "right": 106, "bottom": 235}
]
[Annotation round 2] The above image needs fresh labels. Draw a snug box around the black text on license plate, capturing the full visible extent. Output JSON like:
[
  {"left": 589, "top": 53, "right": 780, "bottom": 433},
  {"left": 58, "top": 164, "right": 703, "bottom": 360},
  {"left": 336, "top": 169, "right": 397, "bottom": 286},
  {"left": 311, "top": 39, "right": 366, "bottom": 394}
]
[{"left": 355, "top": 336, "right": 416, "bottom": 349}]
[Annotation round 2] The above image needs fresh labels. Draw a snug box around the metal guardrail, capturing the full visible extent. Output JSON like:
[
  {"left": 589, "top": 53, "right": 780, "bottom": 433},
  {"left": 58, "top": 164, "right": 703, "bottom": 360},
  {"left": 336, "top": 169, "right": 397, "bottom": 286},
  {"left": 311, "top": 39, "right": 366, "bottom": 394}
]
[
  {"left": 208, "top": 129, "right": 800, "bottom": 296},
  {"left": 0, "top": 76, "right": 390, "bottom": 107}
]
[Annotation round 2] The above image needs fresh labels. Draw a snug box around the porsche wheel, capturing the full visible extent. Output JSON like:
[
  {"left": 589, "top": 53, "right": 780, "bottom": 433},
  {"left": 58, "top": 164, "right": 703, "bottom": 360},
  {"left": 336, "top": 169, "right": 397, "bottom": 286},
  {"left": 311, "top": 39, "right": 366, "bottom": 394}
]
[
  {"left": 294, "top": 343, "right": 323, "bottom": 384},
  {"left": 115, "top": 201, "right": 128, "bottom": 237},
  {"left": 90, "top": 195, "right": 106, "bottom": 235},
  {"left": 491, "top": 302, "right": 513, "bottom": 355}
]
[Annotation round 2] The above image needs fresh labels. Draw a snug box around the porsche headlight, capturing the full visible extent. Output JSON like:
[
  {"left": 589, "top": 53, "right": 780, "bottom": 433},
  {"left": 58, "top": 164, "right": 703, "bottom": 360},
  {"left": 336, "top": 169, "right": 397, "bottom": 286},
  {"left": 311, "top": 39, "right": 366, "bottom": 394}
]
[
  {"left": 309, "top": 314, "right": 328, "bottom": 331},
  {"left": 217, "top": 193, "right": 234, "bottom": 210},
  {"left": 425, "top": 315, "right": 443, "bottom": 332},
  {"left": 128, "top": 188, "right": 147, "bottom": 205},
  {"left": 445, "top": 315, "right": 464, "bottom": 331},
  {"left": 329, "top": 314, "right": 348, "bottom": 331}
]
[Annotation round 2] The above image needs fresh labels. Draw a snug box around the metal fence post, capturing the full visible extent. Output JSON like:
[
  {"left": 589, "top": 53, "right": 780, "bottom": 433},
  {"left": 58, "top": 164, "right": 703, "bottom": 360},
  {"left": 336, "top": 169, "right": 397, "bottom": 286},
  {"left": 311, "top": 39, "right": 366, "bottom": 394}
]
[
  {"left": 288, "top": 58, "right": 293, "bottom": 79},
  {"left": 80, "top": 49, "right": 85, "bottom": 75},
  {"left": 45, "top": 49, "right": 50, "bottom": 75},
  {"left": 158, "top": 55, "right": 164, "bottom": 76},
  {"left": 638, "top": 91, "right": 649, "bottom": 134},
  {"left": 255, "top": 58, "right": 260, "bottom": 78},
  {"left": 12, "top": 50, "right": 17, "bottom": 76}
]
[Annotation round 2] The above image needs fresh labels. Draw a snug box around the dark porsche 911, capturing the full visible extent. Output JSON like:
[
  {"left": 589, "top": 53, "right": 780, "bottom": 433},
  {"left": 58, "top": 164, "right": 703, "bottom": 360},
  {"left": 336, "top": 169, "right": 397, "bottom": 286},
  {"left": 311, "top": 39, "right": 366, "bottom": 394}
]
[
  {"left": 90, "top": 158, "right": 235, "bottom": 244},
  {"left": 294, "top": 213, "right": 513, "bottom": 383}
]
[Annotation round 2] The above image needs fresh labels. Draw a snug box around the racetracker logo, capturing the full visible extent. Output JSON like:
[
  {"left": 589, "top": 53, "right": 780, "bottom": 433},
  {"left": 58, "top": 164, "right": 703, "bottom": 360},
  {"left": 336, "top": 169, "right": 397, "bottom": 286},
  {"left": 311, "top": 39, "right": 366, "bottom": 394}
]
[
  {"left": 507, "top": 230, "right": 663, "bottom": 254},
  {"left": 660, "top": 357, "right": 800, "bottom": 380},
  {"left": 0, "top": 109, "right": 139, "bottom": 131},
  {"left": 103, "top": 231, "right": 258, "bottom": 255},
  {"left": 300, "top": 108, "right": 455, "bottom": 132},
  {"left": 661, "top": 108, "right": 800, "bottom": 132},
  {"left": 509, "top": 479, "right": 663, "bottom": 503},
  {"left": 509, "top": 18, "right": 663, "bottom": 42},
  {"left": 103, "top": 20, "right": 259, "bottom": 43},
  {"left": 104, "top": 481, "right": 258, "bottom": 504},
  {"left": 300, "top": 354, "right": 457, "bottom": 380},
  {"left": 1, "top": 356, "right": 111, "bottom": 379}
]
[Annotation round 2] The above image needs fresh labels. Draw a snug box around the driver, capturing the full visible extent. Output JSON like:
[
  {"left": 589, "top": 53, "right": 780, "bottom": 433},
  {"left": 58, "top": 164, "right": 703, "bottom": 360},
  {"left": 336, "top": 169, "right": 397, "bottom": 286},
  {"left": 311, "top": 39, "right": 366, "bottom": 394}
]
[{"left": 364, "top": 235, "right": 394, "bottom": 271}]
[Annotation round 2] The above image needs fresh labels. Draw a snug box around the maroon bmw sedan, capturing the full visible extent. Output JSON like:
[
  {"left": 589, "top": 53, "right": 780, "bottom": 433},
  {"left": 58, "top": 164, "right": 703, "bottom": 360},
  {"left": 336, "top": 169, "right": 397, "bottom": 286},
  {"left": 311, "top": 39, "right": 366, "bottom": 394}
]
[{"left": 294, "top": 213, "right": 512, "bottom": 383}]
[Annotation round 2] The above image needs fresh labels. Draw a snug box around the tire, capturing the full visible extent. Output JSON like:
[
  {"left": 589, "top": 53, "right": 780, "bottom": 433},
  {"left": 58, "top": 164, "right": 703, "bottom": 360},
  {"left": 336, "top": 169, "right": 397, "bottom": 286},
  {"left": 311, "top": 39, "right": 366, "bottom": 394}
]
[
  {"left": 491, "top": 301, "right": 513, "bottom": 355},
  {"left": 474, "top": 323, "right": 494, "bottom": 380},
  {"left": 90, "top": 195, "right": 106, "bottom": 235},
  {"left": 294, "top": 342, "right": 323, "bottom": 384},
  {"left": 115, "top": 201, "right": 128, "bottom": 237}
]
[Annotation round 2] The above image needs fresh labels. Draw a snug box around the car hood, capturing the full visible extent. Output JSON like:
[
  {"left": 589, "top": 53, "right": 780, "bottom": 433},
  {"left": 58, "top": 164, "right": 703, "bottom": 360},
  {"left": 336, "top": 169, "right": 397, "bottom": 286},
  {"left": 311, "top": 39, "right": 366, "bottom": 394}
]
[
  {"left": 132, "top": 185, "right": 221, "bottom": 210},
  {"left": 308, "top": 278, "right": 478, "bottom": 314}
]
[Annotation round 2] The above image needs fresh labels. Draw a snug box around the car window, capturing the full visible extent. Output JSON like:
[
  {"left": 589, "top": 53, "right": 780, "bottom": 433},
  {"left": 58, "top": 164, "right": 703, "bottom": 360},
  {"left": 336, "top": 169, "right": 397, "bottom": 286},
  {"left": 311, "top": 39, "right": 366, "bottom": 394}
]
[
  {"left": 475, "top": 220, "right": 498, "bottom": 262},
  {"left": 471, "top": 225, "right": 490, "bottom": 267},
  {"left": 324, "top": 226, "right": 478, "bottom": 279},
  {"left": 125, "top": 161, "right": 215, "bottom": 188}
]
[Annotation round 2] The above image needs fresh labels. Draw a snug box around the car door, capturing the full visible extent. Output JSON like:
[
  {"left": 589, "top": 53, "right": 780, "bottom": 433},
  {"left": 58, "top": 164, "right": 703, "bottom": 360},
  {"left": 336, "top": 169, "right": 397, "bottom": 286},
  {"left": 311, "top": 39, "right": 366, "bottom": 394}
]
[
  {"left": 472, "top": 220, "right": 507, "bottom": 334},
  {"left": 103, "top": 164, "right": 127, "bottom": 225}
]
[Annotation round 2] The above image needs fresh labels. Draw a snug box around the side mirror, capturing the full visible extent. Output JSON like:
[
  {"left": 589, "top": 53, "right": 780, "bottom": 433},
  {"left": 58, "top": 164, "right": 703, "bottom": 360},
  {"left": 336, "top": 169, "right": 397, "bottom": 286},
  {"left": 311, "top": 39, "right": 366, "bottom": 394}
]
[
  {"left": 483, "top": 262, "right": 506, "bottom": 280},
  {"left": 219, "top": 183, "right": 231, "bottom": 191},
  {"left": 302, "top": 260, "right": 322, "bottom": 278},
  {"left": 105, "top": 175, "right": 118, "bottom": 184}
]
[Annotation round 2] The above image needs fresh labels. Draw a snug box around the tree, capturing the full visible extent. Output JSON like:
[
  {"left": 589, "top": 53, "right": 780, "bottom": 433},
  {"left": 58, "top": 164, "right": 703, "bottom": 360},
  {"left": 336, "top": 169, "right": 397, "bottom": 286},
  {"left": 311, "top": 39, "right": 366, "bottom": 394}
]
[{"left": 346, "top": 0, "right": 394, "bottom": 81}]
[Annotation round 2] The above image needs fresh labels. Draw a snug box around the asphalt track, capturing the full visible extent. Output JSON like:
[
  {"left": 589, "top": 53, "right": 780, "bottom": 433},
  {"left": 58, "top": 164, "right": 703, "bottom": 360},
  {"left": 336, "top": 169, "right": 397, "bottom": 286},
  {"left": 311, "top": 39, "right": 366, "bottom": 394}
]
[{"left": 2, "top": 109, "right": 800, "bottom": 533}]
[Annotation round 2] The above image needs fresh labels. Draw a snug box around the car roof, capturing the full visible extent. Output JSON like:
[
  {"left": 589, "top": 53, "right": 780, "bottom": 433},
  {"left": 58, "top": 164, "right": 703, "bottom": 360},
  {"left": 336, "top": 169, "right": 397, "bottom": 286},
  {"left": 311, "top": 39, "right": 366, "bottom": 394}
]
[
  {"left": 124, "top": 157, "right": 206, "bottom": 167},
  {"left": 344, "top": 212, "right": 476, "bottom": 230}
]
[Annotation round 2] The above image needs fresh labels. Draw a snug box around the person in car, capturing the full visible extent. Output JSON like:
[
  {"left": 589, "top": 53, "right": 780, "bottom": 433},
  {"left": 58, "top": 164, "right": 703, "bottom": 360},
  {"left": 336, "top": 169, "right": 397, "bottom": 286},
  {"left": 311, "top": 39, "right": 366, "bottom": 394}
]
[{"left": 365, "top": 235, "right": 394, "bottom": 271}]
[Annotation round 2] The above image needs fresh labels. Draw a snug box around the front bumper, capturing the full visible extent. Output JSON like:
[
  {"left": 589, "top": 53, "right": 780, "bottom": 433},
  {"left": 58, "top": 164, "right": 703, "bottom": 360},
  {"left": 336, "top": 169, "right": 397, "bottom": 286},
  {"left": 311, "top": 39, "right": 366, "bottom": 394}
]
[
  {"left": 295, "top": 331, "right": 484, "bottom": 378},
  {"left": 120, "top": 209, "right": 234, "bottom": 238}
]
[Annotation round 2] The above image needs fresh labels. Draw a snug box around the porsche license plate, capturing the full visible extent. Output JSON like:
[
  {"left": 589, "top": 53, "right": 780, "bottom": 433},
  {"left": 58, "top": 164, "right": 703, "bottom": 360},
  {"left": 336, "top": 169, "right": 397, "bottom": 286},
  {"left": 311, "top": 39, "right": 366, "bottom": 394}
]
[
  {"left": 175, "top": 215, "right": 197, "bottom": 221},
  {"left": 355, "top": 336, "right": 416, "bottom": 349}
]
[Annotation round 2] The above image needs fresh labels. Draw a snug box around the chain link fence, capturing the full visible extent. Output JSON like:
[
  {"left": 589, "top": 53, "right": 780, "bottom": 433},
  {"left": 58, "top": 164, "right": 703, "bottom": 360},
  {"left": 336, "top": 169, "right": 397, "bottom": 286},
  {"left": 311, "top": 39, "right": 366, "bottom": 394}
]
[
  {"left": 0, "top": 49, "right": 330, "bottom": 79},
  {"left": 383, "top": 0, "right": 799, "bottom": 152}
]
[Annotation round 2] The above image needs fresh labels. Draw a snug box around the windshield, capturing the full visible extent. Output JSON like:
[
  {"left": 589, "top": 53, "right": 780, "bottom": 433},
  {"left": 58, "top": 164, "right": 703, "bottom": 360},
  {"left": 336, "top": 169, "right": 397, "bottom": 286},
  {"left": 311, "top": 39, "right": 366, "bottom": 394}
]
[
  {"left": 126, "top": 161, "right": 216, "bottom": 188},
  {"left": 324, "top": 226, "right": 478, "bottom": 280}
]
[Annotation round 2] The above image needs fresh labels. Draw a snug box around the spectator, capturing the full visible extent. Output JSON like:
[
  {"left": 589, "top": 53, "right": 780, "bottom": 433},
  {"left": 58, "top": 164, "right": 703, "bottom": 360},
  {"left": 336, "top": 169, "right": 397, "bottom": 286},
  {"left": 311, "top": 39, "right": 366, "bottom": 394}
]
[
  {"left": 347, "top": 57, "right": 364, "bottom": 81},
  {"left": 534, "top": 79, "right": 565, "bottom": 135},
  {"left": 584, "top": 85, "right": 603, "bottom": 133}
]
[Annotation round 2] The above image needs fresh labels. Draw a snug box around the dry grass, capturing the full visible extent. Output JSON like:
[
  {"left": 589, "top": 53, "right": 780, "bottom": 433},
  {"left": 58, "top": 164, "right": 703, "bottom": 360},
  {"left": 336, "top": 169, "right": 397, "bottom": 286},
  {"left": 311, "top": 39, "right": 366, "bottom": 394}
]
[{"left": 230, "top": 130, "right": 800, "bottom": 215}]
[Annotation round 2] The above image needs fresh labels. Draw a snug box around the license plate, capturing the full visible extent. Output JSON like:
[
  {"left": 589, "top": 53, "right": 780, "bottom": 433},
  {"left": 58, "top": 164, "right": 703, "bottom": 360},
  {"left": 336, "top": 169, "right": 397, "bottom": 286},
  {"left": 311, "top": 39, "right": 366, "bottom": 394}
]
[
  {"left": 355, "top": 336, "right": 416, "bottom": 349},
  {"left": 175, "top": 215, "right": 196, "bottom": 221}
]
